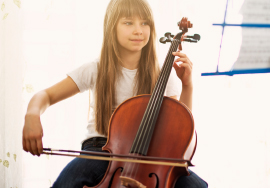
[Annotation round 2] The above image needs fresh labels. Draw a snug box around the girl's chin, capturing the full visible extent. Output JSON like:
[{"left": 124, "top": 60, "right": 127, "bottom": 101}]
[{"left": 123, "top": 48, "right": 144, "bottom": 53}]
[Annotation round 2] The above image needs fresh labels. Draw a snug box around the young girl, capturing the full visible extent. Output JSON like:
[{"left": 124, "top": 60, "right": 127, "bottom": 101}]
[{"left": 22, "top": 0, "right": 208, "bottom": 187}]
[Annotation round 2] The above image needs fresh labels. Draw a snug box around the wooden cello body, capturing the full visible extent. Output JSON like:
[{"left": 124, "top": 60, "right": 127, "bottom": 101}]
[{"left": 95, "top": 95, "right": 196, "bottom": 188}]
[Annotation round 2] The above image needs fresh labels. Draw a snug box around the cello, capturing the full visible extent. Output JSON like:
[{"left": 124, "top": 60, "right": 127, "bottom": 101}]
[{"left": 44, "top": 17, "right": 200, "bottom": 188}]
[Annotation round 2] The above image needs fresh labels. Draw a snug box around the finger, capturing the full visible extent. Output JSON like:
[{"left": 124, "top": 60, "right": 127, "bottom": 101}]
[
  {"left": 172, "top": 52, "right": 187, "bottom": 58},
  {"left": 30, "top": 139, "right": 38, "bottom": 156},
  {"left": 173, "top": 61, "right": 182, "bottom": 69},
  {"left": 174, "top": 57, "right": 188, "bottom": 63},
  {"left": 36, "top": 139, "right": 43, "bottom": 156},
  {"left": 173, "top": 62, "right": 185, "bottom": 73},
  {"left": 23, "top": 137, "right": 28, "bottom": 152},
  {"left": 174, "top": 61, "right": 191, "bottom": 71},
  {"left": 174, "top": 59, "right": 192, "bottom": 69},
  {"left": 172, "top": 52, "right": 192, "bottom": 65},
  {"left": 174, "top": 57, "right": 193, "bottom": 66},
  {"left": 177, "top": 62, "right": 192, "bottom": 74},
  {"left": 25, "top": 139, "right": 32, "bottom": 153}
]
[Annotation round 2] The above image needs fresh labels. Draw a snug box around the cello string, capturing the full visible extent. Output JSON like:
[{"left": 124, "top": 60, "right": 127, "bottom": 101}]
[
  {"left": 133, "top": 39, "right": 179, "bottom": 154},
  {"left": 120, "top": 39, "right": 179, "bottom": 180},
  {"left": 131, "top": 40, "right": 179, "bottom": 180},
  {"left": 139, "top": 39, "right": 179, "bottom": 156},
  {"left": 130, "top": 39, "right": 180, "bottom": 180},
  {"left": 120, "top": 77, "right": 164, "bottom": 178},
  {"left": 118, "top": 40, "right": 178, "bottom": 181},
  {"left": 117, "top": 39, "right": 176, "bottom": 178},
  {"left": 120, "top": 87, "right": 164, "bottom": 178},
  {"left": 138, "top": 40, "right": 178, "bottom": 157},
  {"left": 133, "top": 39, "right": 179, "bottom": 163},
  {"left": 120, "top": 83, "right": 164, "bottom": 178},
  {"left": 122, "top": 65, "right": 167, "bottom": 178},
  {"left": 120, "top": 44, "right": 171, "bottom": 179},
  {"left": 137, "top": 39, "right": 179, "bottom": 153}
]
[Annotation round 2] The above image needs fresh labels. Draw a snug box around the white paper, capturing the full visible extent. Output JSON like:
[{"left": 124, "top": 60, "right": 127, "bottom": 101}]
[{"left": 232, "top": 0, "right": 270, "bottom": 70}]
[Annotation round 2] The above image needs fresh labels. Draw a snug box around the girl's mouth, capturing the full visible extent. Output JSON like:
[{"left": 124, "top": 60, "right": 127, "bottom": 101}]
[{"left": 130, "top": 39, "right": 143, "bottom": 42}]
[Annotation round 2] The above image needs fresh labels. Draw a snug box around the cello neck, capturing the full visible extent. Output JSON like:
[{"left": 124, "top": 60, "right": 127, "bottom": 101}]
[{"left": 130, "top": 39, "right": 180, "bottom": 155}]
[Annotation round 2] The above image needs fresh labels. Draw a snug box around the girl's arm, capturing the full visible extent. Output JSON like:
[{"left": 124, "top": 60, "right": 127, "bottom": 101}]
[
  {"left": 170, "top": 84, "right": 193, "bottom": 111},
  {"left": 176, "top": 84, "right": 193, "bottom": 111},
  {"left": 23, "top": 76, "right": 80, "bottom": 156},
  {"left": 171, "top": 51, "right": 193, "bottom": 111}
]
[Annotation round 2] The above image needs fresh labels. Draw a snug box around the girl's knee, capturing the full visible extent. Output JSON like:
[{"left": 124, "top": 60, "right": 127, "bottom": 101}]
[{"left": 174, "top": 169, "right": 208, "bottom": 188}]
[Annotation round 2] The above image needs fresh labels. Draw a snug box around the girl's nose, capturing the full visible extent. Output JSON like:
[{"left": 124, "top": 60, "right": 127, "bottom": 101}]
[{"left": 133, "top": 25, "right": 143, "bottom": 35}]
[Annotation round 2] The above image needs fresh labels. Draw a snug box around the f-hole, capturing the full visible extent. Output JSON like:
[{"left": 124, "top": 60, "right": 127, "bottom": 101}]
[
  {"left": 149, "top": 173, "right": 159, "bottom": 188},
  {"left": 108, "top": 167, "right": 123, "bottom": 188}
]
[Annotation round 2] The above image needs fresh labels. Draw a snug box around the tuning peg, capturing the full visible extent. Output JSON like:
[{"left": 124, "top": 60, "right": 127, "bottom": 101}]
[
  {"left": 159, "top": 37, "right": 167, "bottom": 44},
  {"left": 160, "top": 32, "right": 174, "bottom": 44},
  {"left": 192, "top": 34, "right": 200, "bottom": 41},
  {"left": 184, "top": 34, "right": 201, "bottom": 41},
  {"left": 183, "top": 39, "right": 197, "bottom": 43},
  {"left": 164, "top": 32, "right": 174, "bottom": 38}
]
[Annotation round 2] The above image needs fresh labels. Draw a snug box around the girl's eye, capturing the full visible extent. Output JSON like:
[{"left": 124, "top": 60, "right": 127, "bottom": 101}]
[
  {"left": 142, "top": 22, "right": 149, "bottom": 26},
  {"left": 124, "top": 22, "right": 132, "bottom": 25}
]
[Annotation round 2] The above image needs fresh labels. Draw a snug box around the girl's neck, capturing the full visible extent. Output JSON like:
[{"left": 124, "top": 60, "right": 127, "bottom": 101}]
[{"left": 119, "top": 50, "right": 141, "bottom": 70}]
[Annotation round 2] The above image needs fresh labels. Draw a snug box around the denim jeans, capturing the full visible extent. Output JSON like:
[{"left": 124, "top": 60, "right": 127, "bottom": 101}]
[{"left": 52, "top": 137, "right": 208, "bottom": 188}]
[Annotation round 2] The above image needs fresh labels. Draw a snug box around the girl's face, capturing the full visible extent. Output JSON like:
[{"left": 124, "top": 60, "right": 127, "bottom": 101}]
[{"left": 116, "top": 16, "right": 150, "bottom": 55}]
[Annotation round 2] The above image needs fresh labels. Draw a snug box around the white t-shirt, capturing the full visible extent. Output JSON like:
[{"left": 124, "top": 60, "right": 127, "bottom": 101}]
[{"left": 68, "top": 59, "right": 181, "bottom": 141}]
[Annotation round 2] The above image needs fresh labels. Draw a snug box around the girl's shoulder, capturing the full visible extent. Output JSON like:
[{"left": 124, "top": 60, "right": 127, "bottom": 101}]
[
  {"left": 70, "top": 58, "right": 99, "bottom": 76},
  {"left": 67, "top": 58, "right": 99, "bottom": 92},
  {"left": 79, "top": 58, "right": 99, "bottom": 72}
]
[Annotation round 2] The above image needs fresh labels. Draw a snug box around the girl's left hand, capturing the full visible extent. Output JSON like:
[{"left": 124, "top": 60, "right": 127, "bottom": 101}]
[{"left": 172, "top": 51, "right": 193, "bottom": 87}]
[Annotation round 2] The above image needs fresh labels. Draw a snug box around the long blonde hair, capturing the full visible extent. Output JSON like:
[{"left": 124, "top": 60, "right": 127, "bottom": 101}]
[{"left": 95, "top": 0, "right": 160, "bottom": 136}]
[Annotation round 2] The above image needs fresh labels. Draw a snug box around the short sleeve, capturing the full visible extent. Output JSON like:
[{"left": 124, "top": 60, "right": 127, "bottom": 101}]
[{"left": 67, "top": 59, "right": 98, "bottom": 93}]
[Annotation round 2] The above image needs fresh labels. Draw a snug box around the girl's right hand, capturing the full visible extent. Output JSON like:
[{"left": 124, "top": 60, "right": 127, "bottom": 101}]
[{"left": 23, "top": 113, "right": 44, "bottom": 156}]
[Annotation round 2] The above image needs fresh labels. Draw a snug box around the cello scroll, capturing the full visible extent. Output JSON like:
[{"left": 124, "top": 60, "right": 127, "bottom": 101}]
[{"left": 160, "top": 17, "right": 200, "bottom": 50}]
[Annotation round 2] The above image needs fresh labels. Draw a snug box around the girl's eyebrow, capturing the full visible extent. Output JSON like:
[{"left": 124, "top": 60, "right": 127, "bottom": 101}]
[
  {"left": 121, "top": 17, "right": 147, "bottom": 21},
  {"left": 121, "top": 17, "right": 133, "bottom": 20}
]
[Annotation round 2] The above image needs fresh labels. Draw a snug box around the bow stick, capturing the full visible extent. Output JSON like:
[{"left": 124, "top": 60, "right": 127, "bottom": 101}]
[{"left": 43, "top": 148, "right": 192, "bottom": 167}]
